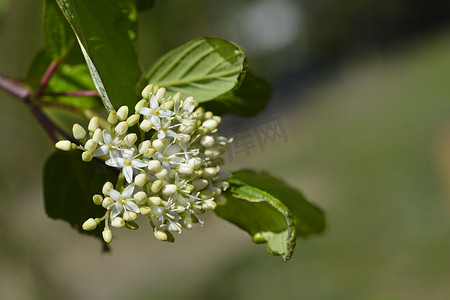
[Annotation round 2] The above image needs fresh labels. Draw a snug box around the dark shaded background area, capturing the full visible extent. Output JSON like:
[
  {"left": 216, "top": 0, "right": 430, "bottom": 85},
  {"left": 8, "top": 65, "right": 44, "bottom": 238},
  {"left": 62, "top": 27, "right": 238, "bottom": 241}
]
[{"left": 1, "top": 0, "right": 450, "bottom": 299}]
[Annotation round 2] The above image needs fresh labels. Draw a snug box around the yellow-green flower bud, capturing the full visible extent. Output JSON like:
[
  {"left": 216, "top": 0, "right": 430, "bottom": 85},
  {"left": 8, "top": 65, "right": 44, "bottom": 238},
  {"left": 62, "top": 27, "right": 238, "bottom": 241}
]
[
  {"left": 154, "top": 229, "right": 168, "bottom": 241},
  {"left": 124, "top": 133, "right": 137, "bottom": 147},
  {"left": 141, "top": 84, "right": 154, "bottom": 99},
  {"left": 126, "top": 114, "right": 140, "bottom": 127},
  {"left": 139, "top": 206, "right": 152, "bottom": 216},
  {"left": 72, "top": 123, "right": 86, "bottom": 140},
  {"left": 151, "top": 180, "right": 163, "bottom": 193},
  {"left": 82, "top": 218, "right": 98, "bottom": 230},
  {"left": 102, "top": 182, "right": 113, "bottom": 196},
  {"left": 147, "top": 196, "right": 162, "bottom": 206},
  {"left": 123, "top": 211, "right": 137, "bottom": 222},
  {"left": 134, "top": 191, "right": 147, "bottom": 204},
  {"left": 117, "top": 106, "right": 129, "bottom": 121},
  {"left": 88, "top": 116, "right": 99, "bottom": 132},
  {"left": 102, "top": 228, "right": 113, "bottom": 243},
  {"left": 55, "top": 140, "right": 72, "bottom": 151},
  {"left": 82, "top": 151, "right": 93, "bottom": 162},
  {"left": 107, "top": 110, "right": 118, "bottom": 125},
  {"left": 140, "top": 119, "right": 153, "bottom": 132},
  {"left": 111, "top": 217, "right": 125, "bottom": 228},
  {"left": 92, "top": 194, "right": 103, "bottom": 205},
  {"left": 115, "top": 121, "right": 128, "bottom": 135},
  {"left": 135, "top": 99, "right": 148, "bottom": 111}
]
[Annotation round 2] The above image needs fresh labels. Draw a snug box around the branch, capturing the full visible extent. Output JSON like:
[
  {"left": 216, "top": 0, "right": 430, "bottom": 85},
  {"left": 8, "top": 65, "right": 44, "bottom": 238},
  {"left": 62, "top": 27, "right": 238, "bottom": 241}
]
[
  {"left": 35, "top": 60, "right": 61, "bottom": 98},
  {"left": 0, "top": 74, "right": 30, "bottom": 102}
]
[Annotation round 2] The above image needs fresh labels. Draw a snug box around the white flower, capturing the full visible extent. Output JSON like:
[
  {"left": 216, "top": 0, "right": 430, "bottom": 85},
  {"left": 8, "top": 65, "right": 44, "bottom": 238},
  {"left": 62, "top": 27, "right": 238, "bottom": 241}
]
[
  {"left": 105, "top": 149, "right": 148, "bottom": 183},
  {"left": 93, "top": 130, "right": 122, "bottom": 158},
  {"left": 138, "top": 95, "right": 173, "bottom": 129},
  {"left": 151, "top": 198, "right": 182, "bottom": 233},
  {"left": 108, "top": 185, "right": 140, "bottom": 219}
]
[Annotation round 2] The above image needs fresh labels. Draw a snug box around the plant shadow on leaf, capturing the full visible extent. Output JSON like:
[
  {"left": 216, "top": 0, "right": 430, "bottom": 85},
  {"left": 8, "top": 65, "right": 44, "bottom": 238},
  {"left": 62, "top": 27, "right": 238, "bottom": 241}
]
[{"left": 43, "top": 150, "right": 118, "bottom": 250}]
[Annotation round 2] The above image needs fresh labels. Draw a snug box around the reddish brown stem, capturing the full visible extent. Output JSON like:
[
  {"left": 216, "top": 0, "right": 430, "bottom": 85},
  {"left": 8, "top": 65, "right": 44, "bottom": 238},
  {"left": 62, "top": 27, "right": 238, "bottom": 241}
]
[
  {"left": 35, "top": 60, "right": 61, "bottom": 98},
  {"left": 0, "top": 74, "right": 30, "bottom": 102}
]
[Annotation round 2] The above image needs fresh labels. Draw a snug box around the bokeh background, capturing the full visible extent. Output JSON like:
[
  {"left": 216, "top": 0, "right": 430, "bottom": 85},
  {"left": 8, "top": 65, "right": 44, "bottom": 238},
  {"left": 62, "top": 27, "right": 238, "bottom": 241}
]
[{"left": 1, "top": 0, "right": 450, "bottom": 299}]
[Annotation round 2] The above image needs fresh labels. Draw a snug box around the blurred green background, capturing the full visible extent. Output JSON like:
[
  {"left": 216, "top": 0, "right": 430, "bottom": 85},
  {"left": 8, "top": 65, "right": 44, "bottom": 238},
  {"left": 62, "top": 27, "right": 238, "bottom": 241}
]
[{"left": 1, "top": 0, "right": 450, "bottom": 299}]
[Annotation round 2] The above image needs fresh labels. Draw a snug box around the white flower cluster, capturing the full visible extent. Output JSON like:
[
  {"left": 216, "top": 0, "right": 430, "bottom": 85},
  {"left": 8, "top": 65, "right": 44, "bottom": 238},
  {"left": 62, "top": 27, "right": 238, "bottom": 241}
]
[{"left": 56, "top": 84, "right": 231, "bottom": 243}]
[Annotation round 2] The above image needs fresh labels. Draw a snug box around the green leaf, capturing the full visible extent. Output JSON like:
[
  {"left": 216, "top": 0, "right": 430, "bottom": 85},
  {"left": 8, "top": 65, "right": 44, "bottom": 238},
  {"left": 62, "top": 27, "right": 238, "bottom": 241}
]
[
  {"left": 43, "top": 0, "right": 75, "bottom": 60},
  {"left": 138, "top": 37, "right": 247, "bottom": 102},
  {"left": 200, "top": 71, "right": 271, "bottom": 116},
  {"left": 43, "top": 151, "right": 118, "bottom": 248},
  {"left": 55, "top": 0, "right": 141, "bottom": 110},
  {"left": 231, "top": 170, "right": 326, "bottom": 236},
  {"left": 136, "top": 0, "right": 156, "bottom": 11},
  {"left": 215, "top": 170, "right": 326, "bottom": 261}
]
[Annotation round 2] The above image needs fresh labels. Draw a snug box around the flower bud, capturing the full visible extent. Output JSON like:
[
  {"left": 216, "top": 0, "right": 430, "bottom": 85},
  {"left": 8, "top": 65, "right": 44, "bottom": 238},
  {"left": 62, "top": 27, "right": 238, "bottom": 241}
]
[
  {"left": 72, "top": 123, "right": 86, "bottom": 140},
  {"left": 92, "top": 194, "right": 103, "bottom": 205},
  {"left": 111, "top": 217, "right": 125, "bottom": 228},
  {"left": 140, "top": 119, "right": 153, "bottom": 132},
  {"left": 115, "top": 121, "right": 128, "bottom": 135},
  {"left": 203, "top": 167, "right": 218, "bottom": 179},
  {"left": 152, "top": 139, "right": 167, "bottom": 152},
  {"left": 107, "top": 110, "right": 118, "bottom": 125},
  {"left": 148, "top": 160, "right": 161, "bottom": 172},
  {"left": 135, "top": 99, "right": 148, "bottom": 111},
  {"left": 138, "top": 141, "right": 151, "bottom": 154},
  {"left": 202, "top": 119, "right": 218, "bottom": 131},
  {"left": 147, "top": 196, "right": 162, "bottom": 206},
  {"left": 102, "top": 182, "right": 114, "bottom": 196},
  {"left": 179, "top": 120, "right": 196, "bottom": 134},
  {"left": 102, "top": 228, "right": 113, "bottom": 243},
  {"left": 102, "top": 197, "right": 114, "bottom": 209},
  {"left": 88, "top": 116, "right": 99, "bottom": 132},
  {"left": 161, "top": 99, "right": 174, "bottom": 110},
  {"left": 162, "top": 184, "right": 177, "bottom": 196},
  {"left": 141, "top": 84, "right": 154, "bottom": 99},
  {"left": 117, "top": 106, "right": 129, "bottom": 121},
  {"left": 202, "top": 200, "right": 217, "bottom": 210},
  {"left": 188, "top": 158, "right": 202, "bottom": 169},
  {"left": 139, "top": 206, "right": 152, "bottom": 215},
  {"left": 126, "top": 114, "right": 140, "bottom": 127},
  {"left": 151, "top": 180, "right": 163, "bottom": 193},
  {"left": 144, "top": 148, "right": 156, "bottom": 158},
  {"left": 82, "top": 218, "right": 98, "bottom": 230},
  {"left": 55, "top": 140, "right": 72, "bottom": 151},
  {"left": 204, "top": 111, "right": 213, "bottom": 119},
  {"left": 178, "top": 164, "right": 194, "bottom": 175},
  {"left": 155, "top": 168, "right": 168, "bottom": 180},
  {"left": 85, "top": 139, "right": 97, "bottom": 152},
  {"left": 215, "top": 195, "right": 227, "bottom": 206},
  {"left": 154, "top": 229, "right": 168, "bottom": 241},
  {"left": 134, "top": 191, "right": 147, "bottom": 204},
  {"left": 155, "top": 87, "right": 166, "bottom": 103},
  {"left": 124, "top": 133, "right": 137, "bottom": 147},
  {"left": 93, "top": 128, "right": 103, "bottom": 143},
  {"left": 123, "top": 211, "right": 137, "bottom": 222},
  {"left": 134, "top": 174, "right": 148, "bottom": 188},
  {"left": 200, "top": 135, "right": 215, "bottom": 148},
  {"left": 192, "top": 179, "right": 208, "bottom": 190},
  {"left": 82, "top": 151, "right": 93, "bottom": 162}
]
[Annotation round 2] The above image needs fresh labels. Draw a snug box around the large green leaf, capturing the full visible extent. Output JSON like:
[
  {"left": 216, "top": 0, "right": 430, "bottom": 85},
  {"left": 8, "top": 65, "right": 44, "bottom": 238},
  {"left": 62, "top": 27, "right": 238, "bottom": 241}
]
[
  {"left": 200, "top": 71, "right": 271, "bottom": 116},
  {"left": 43, "top": 0, "right": 75, "bottom": 60},
  {"left": 232, "top": 170, "right": 326, "bottom": 235},
  {"left": 43, "top": 151, "right": 118, "bottom": 248},
  {"left": 55, "top": 0, "right": 141, "bottom": 110},
  {"left": 137, "top": 37, "right": 247, "bottom": 102},
  {"left": 215, "top": 170, "right": 326, "bottom": 261}
]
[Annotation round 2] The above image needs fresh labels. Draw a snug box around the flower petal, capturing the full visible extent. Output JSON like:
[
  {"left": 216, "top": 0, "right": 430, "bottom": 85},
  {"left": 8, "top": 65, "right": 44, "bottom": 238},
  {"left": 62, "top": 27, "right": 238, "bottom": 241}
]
[
  {"left": 110, "top": 203, "right": 123, "bottom": 219},
  {"left": 122, "top": 184, "right": 135, "bottom": 198},
  {"left": 109, "top": 189, "right": 121, "bottom": 201},
  {"left": 150, "top": 95, "right": 159, "bottom": 109},
  {"left": 106, "top": 157, "right": 124, "bottom": 168},
  {"left": 125, "top": 201, "right": 140, "bottom": 214},
  {"left": 103, "top": 130, "right": 112, "bottom": 145},
  {"left": 93, "top": 145, "right": 109, "bottom": 157},
  {"left": 132, "top": 159, "right": 148, "bottom": 169},
  {"left": 138, "top": 107, "right": 152, "bottom": 116},
  {"left": 123, "top": 165, "right": 133, "bottom": 183}
]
